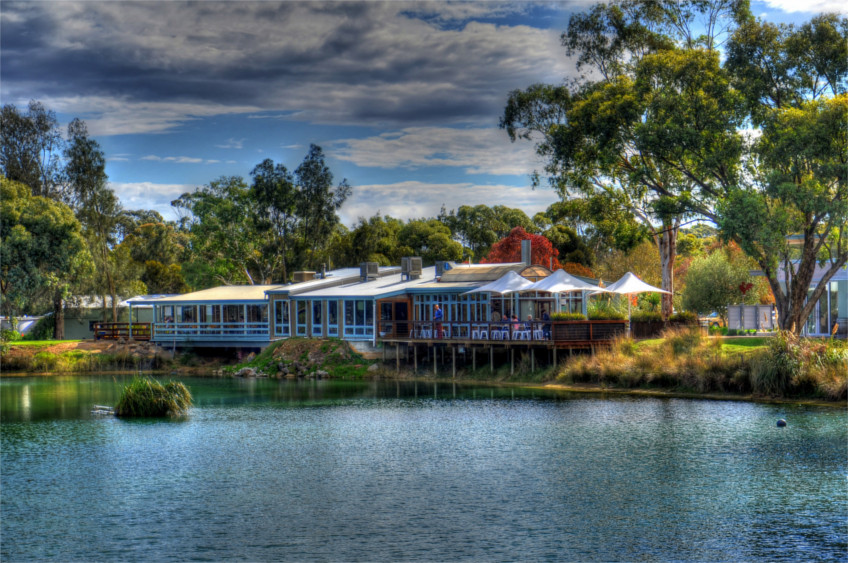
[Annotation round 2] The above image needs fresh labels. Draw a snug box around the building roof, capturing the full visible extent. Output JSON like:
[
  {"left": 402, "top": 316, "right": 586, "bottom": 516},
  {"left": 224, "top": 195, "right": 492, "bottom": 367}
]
[
  {"left": 153, "top": 285, "right": 285, "bottom": 304},
  {"left": 438, "top": 262, "right": 526, "bottom": 282},
  {"left": 266, "top": 267, "right": 401, "bottom": 295},
  {"left": 293, "top": 267, "right": 440, "bottom": 299}
]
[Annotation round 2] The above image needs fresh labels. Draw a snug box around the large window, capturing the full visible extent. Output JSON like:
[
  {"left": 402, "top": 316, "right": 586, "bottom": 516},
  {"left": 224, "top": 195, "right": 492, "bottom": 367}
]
[
  {"left": 327, "top": 301, "right": 339, "bottom": 337},
  {"left": 274, "top": 300, "right": 290, "bottom": 337},
  {"left": 413, "top": 293, "right": 489, "bottom": 322},
  {"left": 296, "top": 301, "right": 307, "bottom": 336},
  {"left": 312, "top": 301, "right": 323, "bottom": 337},
  {"left": 343, "top": 299, "right": 374, "bottom": 338}
]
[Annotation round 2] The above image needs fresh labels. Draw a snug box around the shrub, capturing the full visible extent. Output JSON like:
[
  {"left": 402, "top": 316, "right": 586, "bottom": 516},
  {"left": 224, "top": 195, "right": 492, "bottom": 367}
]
[
  {"left": 588, "top": 301, "right": 627, "bottom": 320},
  {"left": 1, "top": 328, "right": 22, "bottom": 342},
  {"left": 115, "top": 376, "right": 192, "bottom": 417},
  {"left": 631, "top": 311, "right": 663, "bottom": 322},
  {"left": 22, "top": 316, "right": 54, "bottom": 341},
  {"left": 750, "top": 331, "right": 800, "bottom": 396},
  {"left": 551, "top": 312, "right": 587, "bottom": 321},
  {"left": 669, "top": 311, "right": 698, "bottom": 323}
]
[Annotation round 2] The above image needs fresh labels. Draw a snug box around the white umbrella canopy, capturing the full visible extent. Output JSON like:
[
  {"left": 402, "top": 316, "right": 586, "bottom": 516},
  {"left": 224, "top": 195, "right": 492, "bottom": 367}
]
[
  {"left": 604, "top": 272, "right": 671, "bottom": 295},
  {"left": 464, "top": 271, "right": 536, "bottom": 294},
  {"left": 527, "top": 269, "right": 609, "bottom": 293}
]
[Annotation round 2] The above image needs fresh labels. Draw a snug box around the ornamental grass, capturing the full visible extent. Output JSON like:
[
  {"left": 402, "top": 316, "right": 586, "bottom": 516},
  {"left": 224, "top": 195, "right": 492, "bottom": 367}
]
[
  {"left": 558, "top": 327, "right": 847, "bottom": 400},
  {"left": 115, "top": 376, "right": 192, "bottom": 417}
]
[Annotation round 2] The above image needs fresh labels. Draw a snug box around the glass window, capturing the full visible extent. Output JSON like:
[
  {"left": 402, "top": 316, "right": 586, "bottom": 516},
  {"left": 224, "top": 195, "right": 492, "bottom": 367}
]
[
  {"left": 296, "top": 301, "right": 307, "bottom": 336},
  {"left": 327, "top": 301, "right": 338, "bottom": 337},
  {"left": 275, "top": 300, "right": 290, "bottom": 336},
  {"left": 312, "top": 301, "right": 323, "bottom": 337},
  {"left": 343, "top": 299, "right": 374, "bottom": 339}
]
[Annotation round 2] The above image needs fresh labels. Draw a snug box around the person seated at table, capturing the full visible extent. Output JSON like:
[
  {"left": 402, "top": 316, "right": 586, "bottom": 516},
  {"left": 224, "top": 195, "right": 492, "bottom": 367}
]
[
  {"left": 511, "top": 315, "right": 520, "bottom": 336},
  {"left": 525, "top": 314, "right": 534, "bottom": 331}
]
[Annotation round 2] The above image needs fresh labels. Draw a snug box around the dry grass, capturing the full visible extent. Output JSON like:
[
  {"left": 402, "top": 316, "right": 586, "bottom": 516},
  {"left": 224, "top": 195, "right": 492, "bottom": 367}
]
[{"left": 558, "top": 327, "right": 847, "bottom": 400}]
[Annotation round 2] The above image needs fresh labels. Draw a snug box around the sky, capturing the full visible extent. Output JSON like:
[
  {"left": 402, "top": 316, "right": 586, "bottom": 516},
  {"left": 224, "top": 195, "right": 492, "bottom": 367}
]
[{"left": 1, "top": 0, "right": 841, "bottom": 227}]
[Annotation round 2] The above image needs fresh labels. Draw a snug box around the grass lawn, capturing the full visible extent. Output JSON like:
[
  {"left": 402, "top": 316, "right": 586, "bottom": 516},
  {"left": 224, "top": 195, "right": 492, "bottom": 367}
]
[
  {"left": 634, "top": 335, "right": 770, "bottom": 355},
  {"left": 9, "top": 340, "right": 81, "bottom": 347}
]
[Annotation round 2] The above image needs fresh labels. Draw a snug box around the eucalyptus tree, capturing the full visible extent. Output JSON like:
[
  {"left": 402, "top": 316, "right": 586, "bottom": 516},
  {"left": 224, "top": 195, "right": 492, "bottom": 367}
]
[
  {"left": 172, "top": 176, "right": 270, "bottom": 286},
  {"left": 502, "top": 2, "right": 846, "bottom": 332},
  {"left": 501, "top": 0, "right": 749, "bottom": 319},
  {"left": 293, "top": 144, "right": 352, "bottom": 270},
  {"left": 0, "top": 100, "right": 64, "bottom": 199},
  {"left": 1, "top": 177, "right": 93, "bottom": 338}
]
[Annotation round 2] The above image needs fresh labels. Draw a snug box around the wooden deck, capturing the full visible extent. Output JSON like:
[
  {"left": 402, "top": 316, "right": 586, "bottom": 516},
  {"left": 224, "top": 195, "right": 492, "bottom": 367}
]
[{"left": 93, "top": 322, "right": 151, "bottom": 341}]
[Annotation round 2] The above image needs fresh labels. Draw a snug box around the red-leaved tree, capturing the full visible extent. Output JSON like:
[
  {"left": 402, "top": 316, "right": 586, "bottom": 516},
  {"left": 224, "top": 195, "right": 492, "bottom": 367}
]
[{"left": 481, "top": 227, "right": 562, "bottom": 270}]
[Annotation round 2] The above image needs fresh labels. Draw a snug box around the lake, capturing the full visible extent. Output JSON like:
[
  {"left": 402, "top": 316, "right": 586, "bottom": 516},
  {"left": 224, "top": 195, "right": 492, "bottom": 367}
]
[{"left": 1, "top": 375, "right": 845, "bottom": 561}]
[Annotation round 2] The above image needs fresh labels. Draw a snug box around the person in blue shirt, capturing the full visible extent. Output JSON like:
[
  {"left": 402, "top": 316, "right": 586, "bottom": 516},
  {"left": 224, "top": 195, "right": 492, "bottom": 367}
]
[
  {"left": 434, "top": 304, "right": 443, "bottom": 339},
  {"left": 542, "top": 309, "right": 551, "bottom": 339}
]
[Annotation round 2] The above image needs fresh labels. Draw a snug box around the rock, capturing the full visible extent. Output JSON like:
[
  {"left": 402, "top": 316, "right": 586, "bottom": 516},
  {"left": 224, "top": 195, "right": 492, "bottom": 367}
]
[
  {"left": 236, "top": 367, "right": 257, "bottom": 378},
  {"left": 367, "top": 363, "right": 380, "bottom": 373}
]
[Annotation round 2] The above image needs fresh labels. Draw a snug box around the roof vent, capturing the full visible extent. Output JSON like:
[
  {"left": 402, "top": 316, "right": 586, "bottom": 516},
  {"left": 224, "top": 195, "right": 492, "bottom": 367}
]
[
  {"left": 401, "top": 257, "right": 423, "bottom": 280},
  {"left": 435, "top": 261, "right": 450, "bottom": 279},
  {"left": 360, "top": 262, "right": 379, "bottom": 282}
]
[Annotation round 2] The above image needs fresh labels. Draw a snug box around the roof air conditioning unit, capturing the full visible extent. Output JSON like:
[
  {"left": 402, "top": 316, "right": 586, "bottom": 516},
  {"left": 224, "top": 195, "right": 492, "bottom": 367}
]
[
  {"left": 435, "top": 261, "right": 447, "bottom": 278},
  {"left": 401, "top": 257, "right": 423, "bottom": 280},
  {"left": 360, "top": 262, "right": 379, "bottom": 281}
]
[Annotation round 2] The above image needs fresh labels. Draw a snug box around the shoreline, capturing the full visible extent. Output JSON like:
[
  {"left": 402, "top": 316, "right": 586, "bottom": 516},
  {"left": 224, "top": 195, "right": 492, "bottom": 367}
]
[{"left": 2, "top": 369, "right": 844, "bottom": 408}]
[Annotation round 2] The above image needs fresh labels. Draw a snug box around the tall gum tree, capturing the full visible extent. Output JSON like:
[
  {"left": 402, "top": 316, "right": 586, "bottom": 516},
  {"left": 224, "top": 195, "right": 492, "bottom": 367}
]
[
  {"left": 502, "top": 1, "right": 748, "bottom": 319},
  {"left": 502, "top": 1, "right": 846, "bottom": 332}
]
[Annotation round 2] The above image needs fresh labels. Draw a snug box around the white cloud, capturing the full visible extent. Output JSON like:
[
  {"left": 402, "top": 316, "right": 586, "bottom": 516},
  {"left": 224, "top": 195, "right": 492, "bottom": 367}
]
[
  {"left": 338, "top": 180, "right": 558, "bottom": 226},
  {"left": 141, "top": 155, "right": 206, "bottom": 164},
  {"left": 109, "top": 181, "right": 194, "bottom": 219},
  {"left": 215, "top": 138, "right": 245, "bottom": 149},
  {"left": 762, "top": 0, "right": 848, "bottom": 13},
  {"left": 333, "top": 126, "right": 542, "bottom": 176},
  {"left": 33, "top": 95, "right": 260, "bottom": 136}
]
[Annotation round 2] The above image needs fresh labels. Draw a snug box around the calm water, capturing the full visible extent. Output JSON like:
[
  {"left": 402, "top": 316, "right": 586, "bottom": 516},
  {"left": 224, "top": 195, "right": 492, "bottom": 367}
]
[{"left": 1, "top": 376, "right": 846, "bottom": 562}]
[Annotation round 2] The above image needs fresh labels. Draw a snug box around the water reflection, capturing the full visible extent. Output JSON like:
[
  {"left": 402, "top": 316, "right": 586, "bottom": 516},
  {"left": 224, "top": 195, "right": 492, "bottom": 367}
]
[{"left": 1, "top": 376, "right": 845, "bottom": 562}]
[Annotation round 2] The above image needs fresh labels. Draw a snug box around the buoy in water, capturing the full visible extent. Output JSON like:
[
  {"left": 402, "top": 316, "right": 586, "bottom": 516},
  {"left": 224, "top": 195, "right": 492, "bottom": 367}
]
[{"left": 776, "top": 419, "right": 787, "bottom": 427}]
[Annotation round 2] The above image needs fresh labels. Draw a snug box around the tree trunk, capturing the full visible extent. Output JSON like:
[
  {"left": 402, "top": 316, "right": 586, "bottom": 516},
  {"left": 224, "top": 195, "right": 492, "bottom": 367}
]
[
  {"left": 763, "top": 238, "right": 847, "bottom": 335},
  {"left": 53, "top": 290, "right": 65, "bottom": 340},
  {"left": 655, "top": 219, "right": 679, "bottom": 321}
]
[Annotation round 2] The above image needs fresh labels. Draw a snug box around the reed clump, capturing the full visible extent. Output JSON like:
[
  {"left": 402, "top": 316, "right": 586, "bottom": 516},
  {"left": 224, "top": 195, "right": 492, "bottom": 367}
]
[
  {"left": 558, "top": 326, "right": 847, "bottom": 400},
  {"left": 115, "top": 376, "right": 192, "bottom": 417}
]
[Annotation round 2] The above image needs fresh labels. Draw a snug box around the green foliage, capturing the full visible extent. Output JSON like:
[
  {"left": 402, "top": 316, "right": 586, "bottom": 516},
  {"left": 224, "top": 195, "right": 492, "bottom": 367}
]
[
  {"left": 550, "top": 312, "right": 587, "bottom": 321},
  {"left": 1, "top": 177, "right": 93, "bottom": 328},
  {"left": 750, "top": 331, "right": 800, "bottom": 396},
  {"left": 631, "top": 311, "right": 663, "bottom": 323},
  {"left": 588, "top": 301, "right": 627, "bottom": 320},
  {"left": 682, "top": 250, "right": 756, "bottom": 320},
  {"left": 1, "top": 328, "right": 22, "bottom": 342},
  {"left": 21, "top": 315, "right": 53, "bottom": 340},
  {"left": 114, "top": 376, "right": 192, "bottom": 418},
  {"left": 669, "top": 311, "right": 698, "bottom": 323}
]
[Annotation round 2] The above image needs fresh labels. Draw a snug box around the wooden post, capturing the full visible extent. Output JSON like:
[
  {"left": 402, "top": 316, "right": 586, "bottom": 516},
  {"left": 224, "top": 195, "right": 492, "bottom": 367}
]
[
  {"left": 452, "top": 347, "right": 456, "bottom": 379},
  {"left": 531, "top": 348, "right": 534, "bottom": 372},
  {"left": 472, "top": 347, "right": 476, "bottom": 372},
  {"left": 396, "top": 343, "right": 400, "bottom": 372},
  {"left": 490, "top": 346, "right": 494, "bottom": 373},
  {"left": 511, "top": 348, "right": 514, "bottom": 376},
  {"left": 433, "top": 346, "right": 437, "bottom": 376},
  {"left": 414, "top": 345, "right": 417, "bottom": 373},
  {"left": 553, "top": 347, "right": 557, "bottom": 369}
]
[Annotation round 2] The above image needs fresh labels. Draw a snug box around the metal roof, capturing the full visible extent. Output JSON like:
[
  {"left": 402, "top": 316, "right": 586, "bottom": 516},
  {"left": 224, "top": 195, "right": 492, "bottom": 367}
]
[
  {"left": 153, "top": 285, "right": 285, "bottom": 304},
  {"left": 265, "top": 267, "right": 401, "bottom": 295},
  {"left": 293, "top": 267, "right": 441, "bottom": 299},
  {"left": 438, "top": 262, "right": 525, "bottom": 282}
]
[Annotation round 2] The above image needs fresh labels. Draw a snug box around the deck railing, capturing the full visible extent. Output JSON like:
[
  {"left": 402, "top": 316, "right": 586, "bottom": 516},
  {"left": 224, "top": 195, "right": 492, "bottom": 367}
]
[
  {"left": 384, "top": 320, "right": 626, "bottom": 343},
  {"left": 152, "top": 321, "right": 269, "bottom": 342},
  {"left": 93, "top": 322, "right": 152, "bottom": 341}
]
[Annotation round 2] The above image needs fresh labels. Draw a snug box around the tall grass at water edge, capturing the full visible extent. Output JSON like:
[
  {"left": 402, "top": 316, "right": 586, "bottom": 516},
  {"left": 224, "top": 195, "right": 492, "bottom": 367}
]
[
  {"left": 1, "top": 348, "right": 171, "bottom": 373},
  {"left": 558, "top": 327, "right": 847, "bottom": 400},
  {"left": 114, "top": 376, "right": 192, "bottom": 417}
]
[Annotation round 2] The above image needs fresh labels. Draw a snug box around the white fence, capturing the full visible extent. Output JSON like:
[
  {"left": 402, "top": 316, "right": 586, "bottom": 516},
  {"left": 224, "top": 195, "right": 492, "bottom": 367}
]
[{"left": 726, "top": 305, "right": 775, "bottom": 331}]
